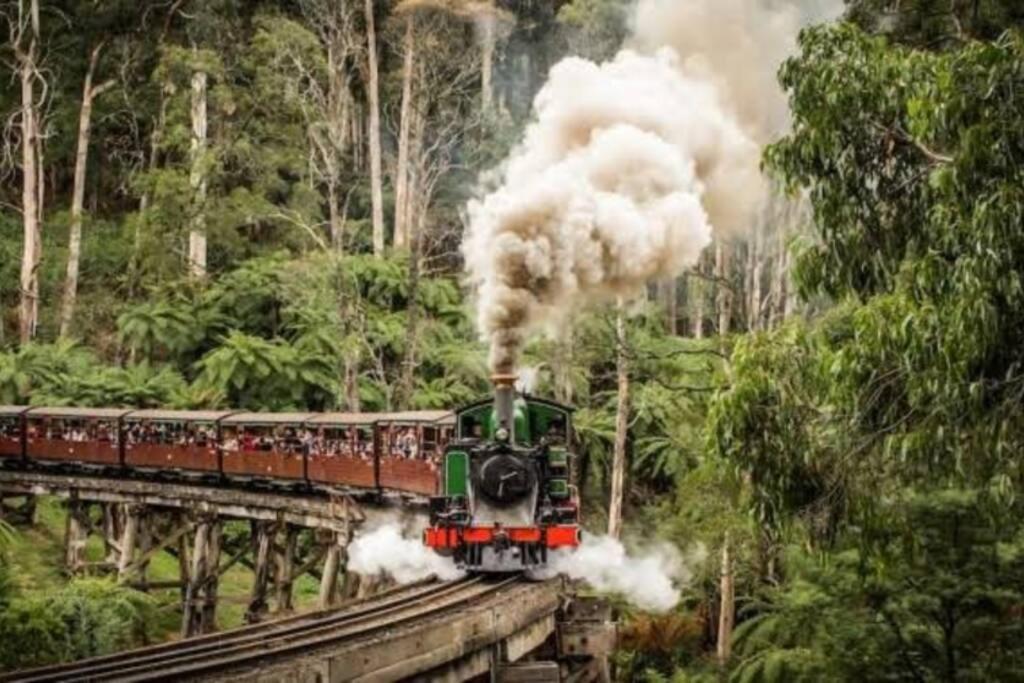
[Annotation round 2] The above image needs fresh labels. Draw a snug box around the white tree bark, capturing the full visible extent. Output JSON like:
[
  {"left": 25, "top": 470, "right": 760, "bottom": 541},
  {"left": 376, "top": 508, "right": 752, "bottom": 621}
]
[
  {"left": 60, "top": 44, "right": 114, "bottom": 338},
  {"left": 767, "top": 225, "right": 782, "bottom": 330},
  {"left": 750, "top": 222, "right": 764, "bottom": 332},
  {"left": 326, "top": 39, "right": 349, "bottom": 250},
  {"left": 662, "top": 278, "right": 677, "bottom": 335},
  {"left": 481, "top": 15, "right": 494, "bottom": 110},
  {"left": 716, "top": 241, "right": 732, "bottom": 336},
  {"left": 717, "top": 536, "right": 735, "bottom": 664},
  {"left": 364, "top": 0, "right": 385, "bottom": 256},
  {"left": 16, "top": 0, "right": 42, "bottom": 344},
  {"left": 607, "top": 302, "right": 629, "bottom": 540},
  {"left": 188, "top": 67, "right": 208, "bottom": 279},
  {"left": 692, "top": 259, "right": 705, "bottom": 339},
  {"left": 393, "top": 16, "right": 415, "bottom": 251}
]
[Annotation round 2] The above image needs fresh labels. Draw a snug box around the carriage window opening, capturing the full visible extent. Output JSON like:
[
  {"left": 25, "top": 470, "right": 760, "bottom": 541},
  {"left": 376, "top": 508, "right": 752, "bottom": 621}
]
[
  {"left": 389, "top": 425, "right": 419, "bottom": 459},
  {"left": 356, "top": 427, "right": 374, "bottom": 459},
  {"left": 33, "top": 418, "right": 118, "bottom": 444},
  {"left": 544, "top": 414, "right": 568, "bottom": 446},
  {"left": 127, "top": 421, "right": 215, "bottom": 446},
  {"left": 0, "top": 420, "right": 21, "bottom": 439},
  {"left": 422, "top": 427, "right": 438, "bottom": 458},
  {"left": 225, "top": 425, "right": 309, "bottom": 455},
  {"left": 461, "top": 415, "right": 482, "bottom": 440},
  {"left": 311, "top": 428, "right": 354, "bottom": 457}
]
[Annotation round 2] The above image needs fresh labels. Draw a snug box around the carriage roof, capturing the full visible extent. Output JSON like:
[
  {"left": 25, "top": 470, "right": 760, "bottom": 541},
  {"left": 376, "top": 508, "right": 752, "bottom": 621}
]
[
  {"left": 221, "top": 412, "right": 315, "bottom": 426},
  {"left": 27, "top": 407, "right": 133, "bottom": 419},
  {"left": 0, "top": 406, "right": 30, "bottom": 417},
  {"left": 124, "top": 410, "right": 237, "bottom": 423}
]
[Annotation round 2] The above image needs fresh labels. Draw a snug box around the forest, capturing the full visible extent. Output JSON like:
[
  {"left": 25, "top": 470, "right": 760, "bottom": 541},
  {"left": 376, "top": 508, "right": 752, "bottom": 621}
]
[{"left": 3, "top": 0, "right": 1024, "bottom": 680}]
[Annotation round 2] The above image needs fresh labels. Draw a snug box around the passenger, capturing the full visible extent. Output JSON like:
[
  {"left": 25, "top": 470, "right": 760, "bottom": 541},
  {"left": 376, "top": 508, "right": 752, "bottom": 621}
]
[{"left": 223, "top": 436, "right": 239, "bottom": 452}]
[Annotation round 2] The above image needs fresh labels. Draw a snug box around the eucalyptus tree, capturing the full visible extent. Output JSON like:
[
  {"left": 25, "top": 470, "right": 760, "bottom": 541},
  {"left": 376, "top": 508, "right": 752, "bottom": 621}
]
[
  {"left": 5, "top": 0, "right": 44, "bottom": 344},
  {"left": 708, "top": 22, "right": 1024, "bottom": 677}
]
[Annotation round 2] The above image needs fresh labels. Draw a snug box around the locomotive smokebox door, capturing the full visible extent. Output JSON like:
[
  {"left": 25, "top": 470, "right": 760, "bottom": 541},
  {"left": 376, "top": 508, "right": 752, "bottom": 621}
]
[{"left": 476, "top": 453, "right": 536, "bottom": 506}]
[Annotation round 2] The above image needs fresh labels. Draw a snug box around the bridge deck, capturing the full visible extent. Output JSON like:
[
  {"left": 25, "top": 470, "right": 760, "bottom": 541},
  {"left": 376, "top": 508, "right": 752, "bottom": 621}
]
[
  {"left": 0, "top": 467, "right": 429, "bottom": 531},
  {"left": 4, "top": 576, "right": 566, "bottom": 683}
]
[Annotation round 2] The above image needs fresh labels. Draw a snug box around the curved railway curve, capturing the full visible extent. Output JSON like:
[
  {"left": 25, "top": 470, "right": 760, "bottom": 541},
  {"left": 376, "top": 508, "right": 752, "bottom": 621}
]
[{"left": 3, "top": 575, "right": 546, "bottom": 683}]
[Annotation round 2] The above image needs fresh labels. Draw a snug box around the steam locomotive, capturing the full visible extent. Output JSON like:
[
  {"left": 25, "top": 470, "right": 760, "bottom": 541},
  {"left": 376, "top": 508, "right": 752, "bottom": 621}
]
[{"left": 424, "top": 376, "right": 581, "bottom": 572}]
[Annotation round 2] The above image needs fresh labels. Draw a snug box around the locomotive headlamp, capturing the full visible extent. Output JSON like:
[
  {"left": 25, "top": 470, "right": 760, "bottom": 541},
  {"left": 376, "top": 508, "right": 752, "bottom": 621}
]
[{"left": 495, "top": 427, "right": 510, "bottom": 442}]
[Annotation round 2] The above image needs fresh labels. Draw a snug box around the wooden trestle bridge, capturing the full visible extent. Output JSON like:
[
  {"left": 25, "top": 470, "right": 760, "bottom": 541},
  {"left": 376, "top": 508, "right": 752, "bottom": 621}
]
[{"left": 0, "top": 469, "right": 614, "bottom": 682}]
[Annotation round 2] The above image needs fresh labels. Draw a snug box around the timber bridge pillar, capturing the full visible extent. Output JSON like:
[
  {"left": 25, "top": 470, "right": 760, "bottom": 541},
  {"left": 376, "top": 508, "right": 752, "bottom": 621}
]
[{"left": 0, "top": 471, "right": 387, "bottom": 637}]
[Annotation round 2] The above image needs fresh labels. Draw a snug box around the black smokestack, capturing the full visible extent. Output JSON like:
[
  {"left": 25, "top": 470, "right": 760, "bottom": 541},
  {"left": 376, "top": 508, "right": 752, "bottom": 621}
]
[{"left": 492, "top": 374, "right": 517, "bottom": 443}]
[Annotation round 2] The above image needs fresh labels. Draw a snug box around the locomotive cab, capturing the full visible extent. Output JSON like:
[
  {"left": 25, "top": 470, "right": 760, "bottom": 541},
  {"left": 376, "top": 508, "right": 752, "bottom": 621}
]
[{"left": 424, "top": 378, "right": 581, "bottom": 572}]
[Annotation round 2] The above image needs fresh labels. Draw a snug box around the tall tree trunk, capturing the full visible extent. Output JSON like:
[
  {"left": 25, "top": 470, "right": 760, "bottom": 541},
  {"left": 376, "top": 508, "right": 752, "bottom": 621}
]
[
  {"left": 351, "top": 100, "right": 363, "bottom": 172},
  {"left": 717, "top": 536, "right": 735, "bottom": 664},
  {"left": 188, "top": 67, "right": 208, "bottom": 279},
  {"left": 364, "top": 0, "right": 385, "bottom": 256},
  {"left": 770, "top": 227, "right": 786, "bottom": 327},
  {"left": 607, "top": 302, "right": 629, "bottom": 540},
  {"left": 327, "top": 178, "right": 343, "bottom": 251},
  {"left": 60, "top": 45, "right": 113, "bottom": 338},
  {"left": 750, "top": 223, "right": 764, "bottom": 333},
  {"left": 17, "top": 2, "right": 42, "bottom": 345},
  {"left": 692, "top": 261, "right": 705, "bottom": 339},
  {"left": 405, "top": 84, "right": 426, "bottom": 242},
  {"left": 393, "top": 17, "right": 415, "bottom": 251},
  {"left": 716, "top": 241, "right": 732, "bottom": 336},
  {"left": 324, "top": 36, "right": 350, "bottom": 251},
  {"left": 396, "top": 223, "right": 422, "bottom": 408},
  {"left": 662, "top": 278, "right": 677, "bottom": 335},
  {"left": 481, "top": 15, "right": 495, "bottom": 110},
  {"left": 343, "top": 353, "right": 360, "bottom": 412}
]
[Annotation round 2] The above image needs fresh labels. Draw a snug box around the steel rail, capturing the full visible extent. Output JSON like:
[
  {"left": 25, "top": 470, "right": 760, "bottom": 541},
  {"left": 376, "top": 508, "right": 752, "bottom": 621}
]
[
  {"left": 114, "top": 576, "right": 520, "bottom": 683},
  {"left": 4, "top": 576, "right": 491, "bottom": 683}
]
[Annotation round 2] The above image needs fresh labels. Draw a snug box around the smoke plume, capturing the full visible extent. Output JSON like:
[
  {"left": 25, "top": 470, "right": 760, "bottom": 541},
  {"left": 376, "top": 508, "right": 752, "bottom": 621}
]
[
  {"left": 463, "top": 0, "right": 844, "bottom": 372},
  {"left": 349, "top": 521, "right": 464, "bottom": 583},
  {"left": 551, "top": 534, "right": 704, "bottom": 612}
]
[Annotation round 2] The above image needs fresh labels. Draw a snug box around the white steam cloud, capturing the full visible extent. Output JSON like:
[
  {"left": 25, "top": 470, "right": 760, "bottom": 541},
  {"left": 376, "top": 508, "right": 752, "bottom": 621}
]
[
  {"left": 464, "top": 0, "right": 844, "bottom": 372},
  {"left": 349, "top": 522, "right": 464, "bottom": 584},
  {"left": 465, "top": 48, "right": 759, "bottom": 372},
  {"left": 551, "top": 534, "right": 704, "bottom": 612}
]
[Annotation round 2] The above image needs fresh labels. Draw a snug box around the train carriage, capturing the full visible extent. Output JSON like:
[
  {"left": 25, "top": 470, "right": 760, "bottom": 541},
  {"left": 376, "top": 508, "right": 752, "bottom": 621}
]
[
  {"left": 26, "top": 407, "right": 131, "bottom": 467},
  {"left": 220, "top": 412, "right": 313, "bottom": 481},
  {"left": 304, "top": 412, "right": 378, "bottom": 489},
  {"left": 124, "top": 410, "right": 235, "bottom": 475},
  {"left": 376, "top": 410, "right": 454, "bottom": 496},
  {"left": 0, "top": 406, "right": 28, "bottom": 459}
]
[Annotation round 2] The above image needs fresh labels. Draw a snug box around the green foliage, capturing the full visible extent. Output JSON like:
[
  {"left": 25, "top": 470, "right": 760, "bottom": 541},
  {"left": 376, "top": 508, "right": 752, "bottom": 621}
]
[
  {"left": 730, "top": 492, "right": 1024, "bottom": 682},
  {"left": 557, "top": 0, "right": 631, "bottom": 61},
  {"left": 846, "top": 0, "right": 1024, "bottom": 47},
  {"left": 0, "top": 578, "right": 155, "bottom": 670},
  {"left": 194, "top": 330, "right": 333, "bottom": 410},
  {"left": 707, "top": 22, "right": 1024, "bottom": 682}
]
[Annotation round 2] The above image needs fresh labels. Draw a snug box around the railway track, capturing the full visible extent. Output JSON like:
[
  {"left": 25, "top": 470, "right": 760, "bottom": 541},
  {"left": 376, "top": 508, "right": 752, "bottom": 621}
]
[{"left": 4, "top": 574, "right": 522, "bottom": 683}]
